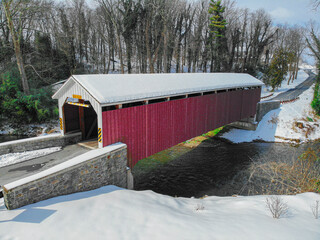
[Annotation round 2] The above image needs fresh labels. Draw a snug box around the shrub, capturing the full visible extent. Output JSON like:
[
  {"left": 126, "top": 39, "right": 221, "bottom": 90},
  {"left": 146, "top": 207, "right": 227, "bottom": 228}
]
[
  {"left": 246, "top": 148, "right": 320, "bottom": 195},
  {"left": 194, "top": 203, "right": 205, "bottom": 211},
  {"left": 265, "top": 196, "right": 288, "bottom": 219},
  {"left": 311, "top": 200, "right": 319, "bottom": 219},
  {"left": 311, "top": 81, "right": 320, "bottom": 115},
  {"left": 0, "top": 71, "right": 58, "bottom": 124}
]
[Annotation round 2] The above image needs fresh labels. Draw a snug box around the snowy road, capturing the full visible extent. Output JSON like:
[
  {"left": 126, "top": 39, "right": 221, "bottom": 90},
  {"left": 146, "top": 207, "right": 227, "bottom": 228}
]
[
  {"left": 0, "top": 144, "right": 90, "bottom": 186},
  {"left": 270, "top": 71, "right": 316, "bottom": 102}
]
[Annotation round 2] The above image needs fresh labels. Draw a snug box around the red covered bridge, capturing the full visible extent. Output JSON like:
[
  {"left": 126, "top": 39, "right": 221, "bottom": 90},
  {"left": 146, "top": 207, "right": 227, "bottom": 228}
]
[{"left": 52, "top": 73, "right": 263, "bottom": 167}]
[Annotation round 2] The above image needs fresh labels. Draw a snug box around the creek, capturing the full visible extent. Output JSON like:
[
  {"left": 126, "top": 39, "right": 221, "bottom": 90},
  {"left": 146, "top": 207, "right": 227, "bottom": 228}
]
[{"left": 134, "top": 138, "right": 320, "bottom": 197}]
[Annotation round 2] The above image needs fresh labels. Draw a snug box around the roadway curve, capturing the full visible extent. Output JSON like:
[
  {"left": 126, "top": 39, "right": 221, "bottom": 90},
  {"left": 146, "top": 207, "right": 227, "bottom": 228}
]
[
  {"left": 270, "top": 71, "right": 316, "bottom": 102},
  {"left": 0, "top": 144, "right": 90, "bottom": 187}
]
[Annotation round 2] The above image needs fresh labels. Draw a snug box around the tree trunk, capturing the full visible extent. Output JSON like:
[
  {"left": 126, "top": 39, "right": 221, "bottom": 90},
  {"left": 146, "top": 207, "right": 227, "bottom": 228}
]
[
  {"left": 116, "top": 29, "right": 124, "bottom": 74},
  {"left": 15, "top": 45, "right": 29, "bottom": 94},
  {"left": 287, "top": 63, "right": 293, "bottom": 85},
  {"left": 145, "top": 20, "right": 154, "bottom": 73},
  {"left": 3, "top": 0, "right": 30, "bottom": 94}
]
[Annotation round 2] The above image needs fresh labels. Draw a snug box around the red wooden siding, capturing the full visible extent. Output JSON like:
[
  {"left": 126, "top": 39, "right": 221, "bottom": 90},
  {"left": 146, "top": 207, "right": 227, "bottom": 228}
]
[{"left": 102, "top": 88, "right": 261, "bottom": 167}]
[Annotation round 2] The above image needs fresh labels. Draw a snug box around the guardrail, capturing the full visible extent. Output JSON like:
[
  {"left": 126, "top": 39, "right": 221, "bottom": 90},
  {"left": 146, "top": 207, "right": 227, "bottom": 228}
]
[
  {"left": 0, "top": 132, "right": 82, "bottom": 155},
  {"left": 280, "top": 97, "right": 300, "bottom": 104},
  {"left": 260, "top": 93, "right": 274, "bottom": 99}
]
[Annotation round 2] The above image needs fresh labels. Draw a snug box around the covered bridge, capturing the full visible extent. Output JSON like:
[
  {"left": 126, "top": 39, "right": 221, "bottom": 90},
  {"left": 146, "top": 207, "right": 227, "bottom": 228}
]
[{"left": 52, "top": 73, "right": 263, "bottom": 167}]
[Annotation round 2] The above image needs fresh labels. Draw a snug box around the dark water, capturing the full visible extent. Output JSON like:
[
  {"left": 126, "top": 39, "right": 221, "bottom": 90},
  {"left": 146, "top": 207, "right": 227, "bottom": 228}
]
[
  {"left": 133, "top": 138, "right": 320, "bottom": 198},
  {"left": 0, "top": 135, "right": 27, "bottom": 144}
]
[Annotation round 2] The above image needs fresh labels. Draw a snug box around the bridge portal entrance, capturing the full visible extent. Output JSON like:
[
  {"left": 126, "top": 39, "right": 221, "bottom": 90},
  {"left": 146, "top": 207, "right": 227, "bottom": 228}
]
[{"left": 63, "top": 99, "right": 98, "bottom": 141}]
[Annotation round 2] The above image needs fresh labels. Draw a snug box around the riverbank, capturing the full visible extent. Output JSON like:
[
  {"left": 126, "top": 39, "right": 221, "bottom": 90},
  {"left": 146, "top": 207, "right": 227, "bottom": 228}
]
[
  {"left": 221, "top": 83, "right": 320, "bottom": 144},
  {"left": 0, "top": 121, "right": 59, "bottom": 138}
]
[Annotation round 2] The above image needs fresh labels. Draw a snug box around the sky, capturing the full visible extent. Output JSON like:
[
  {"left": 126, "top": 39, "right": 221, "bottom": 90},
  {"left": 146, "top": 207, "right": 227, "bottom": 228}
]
[
  {"left": 231, "top": 0, "right": 319, "bottom": 64},
  {"left": 86, "top": 0, "right": 319, "bottom": 26},
  {"left": 232, "top": 0, "right": 319, "bottom": 26}
]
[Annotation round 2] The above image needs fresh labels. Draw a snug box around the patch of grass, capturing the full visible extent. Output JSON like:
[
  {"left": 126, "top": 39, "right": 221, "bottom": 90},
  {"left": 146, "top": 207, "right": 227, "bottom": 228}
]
[
  {"left": 133, "top": 127, "right": 224, "bottom": 174},
  {"left": 183, "top": 127, "right": 224, "bottom": 148},
  {"left": 133, "top": 145, "right": 192, "bottom": 173},
  {"left": 204, "top": 127, "right": 224, "bottom": 137},
  {"left": 307, "top": 117, "right": 314, "bottom": 122}
]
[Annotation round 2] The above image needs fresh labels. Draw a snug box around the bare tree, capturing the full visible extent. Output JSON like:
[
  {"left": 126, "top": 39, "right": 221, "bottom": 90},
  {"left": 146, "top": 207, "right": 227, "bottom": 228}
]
[
  {"left": 307, "top": 28, "right": 320, "bottom": 64},
  {"left": 312, "top": 0, "right": 320, "bottom": 10},
  {"left": 2, "top": 0, "right": 30, "bottom": 93},
  {"left": 311, "top": 200, "right": 319, "bottom": 219},
  {"left": 265, "top": 196, "right": 288, "bottom": 219},
  {"left": 1, "top": 0, "right": 300, "bottom": 79}
]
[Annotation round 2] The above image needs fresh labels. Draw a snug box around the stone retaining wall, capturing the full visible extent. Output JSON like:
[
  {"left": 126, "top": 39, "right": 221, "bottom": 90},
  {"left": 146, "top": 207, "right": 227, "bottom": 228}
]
[
  {"left": 0, "top": 132, "right": 82, "bottom": 155},
  {"left": 3, "top": 143, "right": 127, "bottom": 210},
  {"left": 228, "top": 117, "right": 258, "bottom": 131},
  {"left": 256, "top": 100, "right": 281, "bottom": 122}
]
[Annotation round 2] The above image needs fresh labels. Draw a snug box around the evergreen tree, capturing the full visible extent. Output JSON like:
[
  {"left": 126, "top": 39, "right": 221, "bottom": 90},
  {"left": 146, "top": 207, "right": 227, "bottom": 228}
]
[
  {"left": 264, "top": 48, "right": 289, "bottom": 91},
  {"left": 208, "top": 0, "right": 228, "bottom": 72},
  {"left": 120, "top": 0, "right": 139, "bottom": 74}
]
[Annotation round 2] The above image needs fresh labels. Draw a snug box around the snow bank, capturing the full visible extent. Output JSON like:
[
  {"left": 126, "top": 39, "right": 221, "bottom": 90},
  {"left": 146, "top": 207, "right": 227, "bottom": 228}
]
[
  {"left": 0, "top": 186, "right": 319, "bottom": 240},
  {"left": 0, "top": 147, "right": 62, "bottom": 168},
  {"left": 261, "top": 70, "right": 309, "bottom": 99},
  {"left": 0, "top": 133, "right": 61, "bottom": 147},
  {"left": 222, "top": 84, "right": 320, "bottom": 143}
]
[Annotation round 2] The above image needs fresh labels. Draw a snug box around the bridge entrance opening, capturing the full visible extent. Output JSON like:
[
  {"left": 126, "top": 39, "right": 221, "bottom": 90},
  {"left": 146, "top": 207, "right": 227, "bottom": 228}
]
[{"left": 63, "top": 99, "right": 98, "bottom": 142}]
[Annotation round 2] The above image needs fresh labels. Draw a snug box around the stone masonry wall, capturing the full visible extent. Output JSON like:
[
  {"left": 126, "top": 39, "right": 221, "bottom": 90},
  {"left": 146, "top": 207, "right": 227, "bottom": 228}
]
[
  {"left": 0, "top": 132, "right": 82, "bottom": 155},
  {"left": 256, "top": 100, "right": 281, "bottom": 122},
  {"left": 3, "top": 144, "right": 127, "bottom": 210}
]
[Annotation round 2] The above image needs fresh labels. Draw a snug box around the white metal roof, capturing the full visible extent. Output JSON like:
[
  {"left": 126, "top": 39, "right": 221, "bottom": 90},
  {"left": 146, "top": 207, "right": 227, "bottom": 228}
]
[{"left": 52, "top": 73, "right": 263, "bottom": 106}]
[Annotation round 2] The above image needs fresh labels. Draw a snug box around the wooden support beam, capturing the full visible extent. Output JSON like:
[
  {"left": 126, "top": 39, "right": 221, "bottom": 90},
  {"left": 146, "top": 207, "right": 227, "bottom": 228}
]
[
  {"left": 62, "top": 104, "right": 66, "bottom": 135},
  {"left": 79, "top": 99, "right": 85, "bottom": 139},
  {"left": 86, "top": 118, "right": 97, "bottom": 139}
]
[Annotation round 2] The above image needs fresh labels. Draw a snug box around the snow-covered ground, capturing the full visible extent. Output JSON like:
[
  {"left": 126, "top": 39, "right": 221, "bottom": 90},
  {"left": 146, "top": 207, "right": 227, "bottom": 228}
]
[
  {"left": 261, "top": 70, "right": 309, "bottom": 99},
  {"left": 222, "top": 84, "right": 320, "bottom": 143},
  {"left": 300, "top": 63, "right": 318, "bottom": 75},
  {"left": 0, "top": 186, "right": 319, "bottom": 240},
  {"left": 0, "top": 147, "right": 62, "bottom": 168}
]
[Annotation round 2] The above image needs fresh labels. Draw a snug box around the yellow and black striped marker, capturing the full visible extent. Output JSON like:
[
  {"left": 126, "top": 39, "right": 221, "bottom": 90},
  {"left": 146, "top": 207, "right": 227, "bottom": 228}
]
[
  {"left": 98, "top": 128, "right": 102, "bottom": 143},
  {"left": 59, "top": 118, "right": 63, "bottom": 130},
  {"left": 67, "top": 101, "right": 90, "bottom": 108}
]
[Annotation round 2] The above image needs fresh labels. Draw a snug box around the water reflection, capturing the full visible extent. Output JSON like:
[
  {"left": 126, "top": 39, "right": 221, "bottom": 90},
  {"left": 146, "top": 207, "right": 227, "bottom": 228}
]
[{"left": 133, "top": 138, "right": 319, "bottom": 198}]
